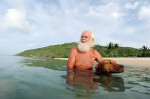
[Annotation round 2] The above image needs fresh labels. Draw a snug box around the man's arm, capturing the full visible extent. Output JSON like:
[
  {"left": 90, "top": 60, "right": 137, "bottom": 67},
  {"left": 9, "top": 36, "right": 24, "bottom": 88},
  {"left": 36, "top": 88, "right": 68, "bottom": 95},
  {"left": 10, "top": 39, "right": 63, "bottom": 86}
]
[
  {"left": 67, "top": 47, "right": 76, "bottom": 69},
  {"left": 94, "top": 50, "right": 103, "bottom": 63},
  {"left": 66, "top": 69, "right": 74, "bottom": 85}
]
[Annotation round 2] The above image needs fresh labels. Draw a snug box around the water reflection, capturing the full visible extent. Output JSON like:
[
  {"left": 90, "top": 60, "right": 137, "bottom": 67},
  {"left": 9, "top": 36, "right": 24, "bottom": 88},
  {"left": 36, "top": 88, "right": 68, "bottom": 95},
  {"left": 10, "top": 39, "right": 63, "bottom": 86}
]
[
  {"left": 66, "top": 69, "right": 99, "bottom": 90},
  {"left": 20, "top": 56, "right": 150, "bottom": 98},
  {"left": 93, "top": 75, "right": 125, "bottom": 92},
  {"left": 123, "top": 66, "right": 150, "bottom": 95},
  {"left": 66, "top": 69, "right": 125, "bottom": 98},
  {"left": 66, "top": 69, "right": 98, "bottom": 99},
  {"left": 21, "top": 58, "right": 67, "bottom": 71}
]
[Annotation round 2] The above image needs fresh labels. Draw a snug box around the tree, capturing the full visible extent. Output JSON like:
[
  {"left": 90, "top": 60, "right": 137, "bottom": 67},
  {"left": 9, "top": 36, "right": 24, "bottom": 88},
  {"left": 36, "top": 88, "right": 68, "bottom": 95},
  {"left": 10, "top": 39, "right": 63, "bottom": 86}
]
[
  {"left": 142, "top": 46, "right": 148, "bottom": 51},
  {"left": 107, "top": 42, "right": 114, "bottom": 57},
  {"left": 114, "top": 43, "right": 119, "bottom": 57},
  {"left": 140, "top": 46, "right": 149, "bottom": 57}
]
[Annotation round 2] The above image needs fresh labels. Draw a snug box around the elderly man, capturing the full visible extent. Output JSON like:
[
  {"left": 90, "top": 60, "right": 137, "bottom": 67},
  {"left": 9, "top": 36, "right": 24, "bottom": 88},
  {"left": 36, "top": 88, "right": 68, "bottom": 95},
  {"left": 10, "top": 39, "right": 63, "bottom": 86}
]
[{"left": 67, "top": 30, "right": 103, "bottom": 70}]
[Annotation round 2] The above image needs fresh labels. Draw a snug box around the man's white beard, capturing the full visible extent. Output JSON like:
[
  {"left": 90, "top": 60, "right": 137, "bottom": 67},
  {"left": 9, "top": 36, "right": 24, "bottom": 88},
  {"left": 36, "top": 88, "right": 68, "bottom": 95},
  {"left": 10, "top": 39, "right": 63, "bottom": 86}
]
[{"left": 78, "top": 39, "right": 93, "bottom": 52}]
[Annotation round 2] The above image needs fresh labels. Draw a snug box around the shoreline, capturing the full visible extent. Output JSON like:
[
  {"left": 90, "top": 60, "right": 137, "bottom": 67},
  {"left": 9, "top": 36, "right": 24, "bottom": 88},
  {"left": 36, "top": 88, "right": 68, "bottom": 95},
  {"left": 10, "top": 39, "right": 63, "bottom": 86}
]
[{"left": 54, "top": 57, "right": 150, "bottom": 67}]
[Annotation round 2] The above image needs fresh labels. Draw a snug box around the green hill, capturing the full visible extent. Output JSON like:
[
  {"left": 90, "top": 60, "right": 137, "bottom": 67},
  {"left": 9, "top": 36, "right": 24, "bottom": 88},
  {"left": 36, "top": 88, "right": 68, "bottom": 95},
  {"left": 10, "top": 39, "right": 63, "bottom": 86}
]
[
  {"left": 16, "top": 42, "right": 150, "bottom": 58},
  {"left": 17, "top": 42, "right": 77, "bottom": 58}
]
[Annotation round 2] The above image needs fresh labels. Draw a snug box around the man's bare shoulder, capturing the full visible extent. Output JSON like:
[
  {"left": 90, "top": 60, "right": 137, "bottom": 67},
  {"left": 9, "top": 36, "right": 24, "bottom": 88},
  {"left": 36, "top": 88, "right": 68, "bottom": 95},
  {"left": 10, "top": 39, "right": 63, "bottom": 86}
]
[
  {"left": 92, "top": 48, "right": 103, "bottom": 62},
  {"left": 91, "top": 48, "right": 99, "bottom": 54},
  {"left": 70, "top": 47, "right": 78, "bottom": 53},
  {"left": 71, "top": 47, "right": 78, "bottom": 51}
]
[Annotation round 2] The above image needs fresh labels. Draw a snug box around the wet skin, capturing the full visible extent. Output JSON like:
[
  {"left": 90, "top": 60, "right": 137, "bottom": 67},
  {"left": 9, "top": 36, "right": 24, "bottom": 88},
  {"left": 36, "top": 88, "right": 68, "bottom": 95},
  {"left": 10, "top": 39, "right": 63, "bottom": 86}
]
[{"left": 67, "top": 31, "right": 103, "bottom": 70}]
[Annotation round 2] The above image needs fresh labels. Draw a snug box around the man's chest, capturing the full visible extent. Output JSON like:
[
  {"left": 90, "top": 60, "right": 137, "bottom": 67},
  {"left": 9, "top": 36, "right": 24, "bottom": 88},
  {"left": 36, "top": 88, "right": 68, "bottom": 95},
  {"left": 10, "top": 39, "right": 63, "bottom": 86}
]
[{"left": 75, "top": 52, "right": 96, "bottom": 63}]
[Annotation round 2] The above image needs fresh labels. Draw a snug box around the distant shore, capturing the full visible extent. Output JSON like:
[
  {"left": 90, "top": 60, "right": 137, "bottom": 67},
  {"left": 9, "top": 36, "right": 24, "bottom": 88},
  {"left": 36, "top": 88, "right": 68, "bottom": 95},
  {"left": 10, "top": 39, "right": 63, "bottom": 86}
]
[{"left": 54, "top": 57, "right": 150, "bottom": 67}]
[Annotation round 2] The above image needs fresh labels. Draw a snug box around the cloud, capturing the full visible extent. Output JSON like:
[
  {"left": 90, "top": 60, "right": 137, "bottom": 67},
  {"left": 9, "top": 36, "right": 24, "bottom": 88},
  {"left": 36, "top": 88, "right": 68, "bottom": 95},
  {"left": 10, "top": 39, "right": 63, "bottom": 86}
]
[
  {"left": 124, "top": 2, "right": 139, "bottom": 9},
  {"left": 1, "top": 0, "right": 150, "bottom": 55},
  {"left": 138, "top": 6, "right": 150, "bottom": 21},
  {"left": 110, "top": 12, "right": 125, "bottom": 19},
  {"left": 85, "top": 2, "right": 125, "bottom": 19},
  {"left": 0, "top": 8, "right": 34, "bottom": 34},
  {"left": 138, "top": 5, "right": 150, "bottom": 32}
]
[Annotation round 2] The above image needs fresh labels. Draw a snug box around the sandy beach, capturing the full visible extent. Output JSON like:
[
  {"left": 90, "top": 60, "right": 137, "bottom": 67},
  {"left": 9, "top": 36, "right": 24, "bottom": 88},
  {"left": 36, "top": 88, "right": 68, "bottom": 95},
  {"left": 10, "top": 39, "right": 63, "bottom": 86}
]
[{"left": 54, "top": 57, "right": 150, "bottom": 67}]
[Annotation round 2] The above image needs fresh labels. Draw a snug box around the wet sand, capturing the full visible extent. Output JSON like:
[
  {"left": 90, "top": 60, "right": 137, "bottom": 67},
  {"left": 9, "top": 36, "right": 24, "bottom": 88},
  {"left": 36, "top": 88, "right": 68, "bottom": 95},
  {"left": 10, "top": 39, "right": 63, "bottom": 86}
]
[{"left": 54, "top": 57, "right": 150, "bottom": 67}]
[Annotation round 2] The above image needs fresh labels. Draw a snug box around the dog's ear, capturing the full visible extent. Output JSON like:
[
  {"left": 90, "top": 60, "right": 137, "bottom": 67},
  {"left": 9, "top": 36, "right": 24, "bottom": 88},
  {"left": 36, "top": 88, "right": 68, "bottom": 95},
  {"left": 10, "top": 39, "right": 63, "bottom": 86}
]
[
  {"left": 95, "top": 64, "right": 98, "bottom": 69},
  {"left": 95, "top": 62, "right": 102, "bottom": 72},
  {"left": 111, "top": 60, "right": 116, "bottom": 64},
  {"left": 98, "top": 62, "right": 102, "bottom": 67}
]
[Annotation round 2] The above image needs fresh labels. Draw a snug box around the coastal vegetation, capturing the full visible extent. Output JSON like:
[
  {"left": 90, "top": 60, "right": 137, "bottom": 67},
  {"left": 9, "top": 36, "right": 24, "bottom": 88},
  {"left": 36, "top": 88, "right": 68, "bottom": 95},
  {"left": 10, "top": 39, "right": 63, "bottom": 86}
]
[{"left": 17, "top": 42, "right": 150, "bottom": 58}]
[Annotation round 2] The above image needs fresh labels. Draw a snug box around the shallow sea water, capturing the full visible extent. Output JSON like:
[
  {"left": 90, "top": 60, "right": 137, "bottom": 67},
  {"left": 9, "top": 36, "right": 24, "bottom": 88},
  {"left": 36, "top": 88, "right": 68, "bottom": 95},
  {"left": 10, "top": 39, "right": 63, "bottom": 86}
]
[{"left": 0, "top": 55, "right": 150, "bottom": 99}]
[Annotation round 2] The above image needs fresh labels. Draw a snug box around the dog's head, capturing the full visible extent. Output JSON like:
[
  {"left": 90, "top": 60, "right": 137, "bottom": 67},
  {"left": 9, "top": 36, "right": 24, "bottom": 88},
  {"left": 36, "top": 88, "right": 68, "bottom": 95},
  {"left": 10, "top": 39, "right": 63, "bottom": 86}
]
[{"left": 95, "top": 59, "right": 124, "bottom": 74}]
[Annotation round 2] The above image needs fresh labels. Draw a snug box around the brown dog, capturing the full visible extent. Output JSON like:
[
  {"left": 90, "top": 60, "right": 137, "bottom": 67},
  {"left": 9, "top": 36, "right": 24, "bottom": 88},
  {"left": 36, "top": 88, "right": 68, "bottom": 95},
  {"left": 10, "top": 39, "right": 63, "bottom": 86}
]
[{"left": 95, "top": 59, "right": 124, "bottom": 75}]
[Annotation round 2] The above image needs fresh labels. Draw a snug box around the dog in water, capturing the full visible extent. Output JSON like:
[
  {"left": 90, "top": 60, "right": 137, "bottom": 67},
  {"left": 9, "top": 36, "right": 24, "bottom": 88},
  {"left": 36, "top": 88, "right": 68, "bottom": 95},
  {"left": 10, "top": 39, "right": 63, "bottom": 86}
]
[{"left": 95, "top": 59, "right": 124, "bottom": 75}]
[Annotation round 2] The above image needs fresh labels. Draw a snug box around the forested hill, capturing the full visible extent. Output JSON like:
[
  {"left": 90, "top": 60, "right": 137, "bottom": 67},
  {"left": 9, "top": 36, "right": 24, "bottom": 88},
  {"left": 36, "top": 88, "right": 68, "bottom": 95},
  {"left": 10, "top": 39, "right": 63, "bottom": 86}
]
[{"left": 16, "top": 42, "right": 150, "bottom": 58}]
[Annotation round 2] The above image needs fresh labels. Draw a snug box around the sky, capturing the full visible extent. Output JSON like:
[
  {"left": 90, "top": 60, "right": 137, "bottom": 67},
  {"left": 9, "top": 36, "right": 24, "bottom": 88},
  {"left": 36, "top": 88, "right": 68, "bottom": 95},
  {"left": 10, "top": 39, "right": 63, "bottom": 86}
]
[{"left": 0, "top": 0, "right": 150, "bottom": 55}]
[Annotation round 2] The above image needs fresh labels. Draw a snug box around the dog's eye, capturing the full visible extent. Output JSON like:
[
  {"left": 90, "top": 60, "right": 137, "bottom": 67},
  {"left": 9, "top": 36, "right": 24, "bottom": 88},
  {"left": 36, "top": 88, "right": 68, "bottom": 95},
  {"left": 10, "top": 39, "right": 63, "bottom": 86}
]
[{"left": 108, "top": 60, "right": 111, "bottom": 64}]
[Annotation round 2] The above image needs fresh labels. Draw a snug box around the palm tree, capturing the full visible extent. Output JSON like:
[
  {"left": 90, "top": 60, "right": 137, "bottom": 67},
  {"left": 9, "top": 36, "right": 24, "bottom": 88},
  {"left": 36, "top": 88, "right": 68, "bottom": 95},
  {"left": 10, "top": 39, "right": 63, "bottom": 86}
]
[
  {"left": 114, "top": 43, "right": 119, "bottom": 57},
  {"left": 142, "top": 46, "right": 148, "bottom": 51},
  {"left": 141, "top": 46, "right": 148, "bottom": 57},
  {"left": 107, "top": 42, "right": 114, "bottom": 57}
]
